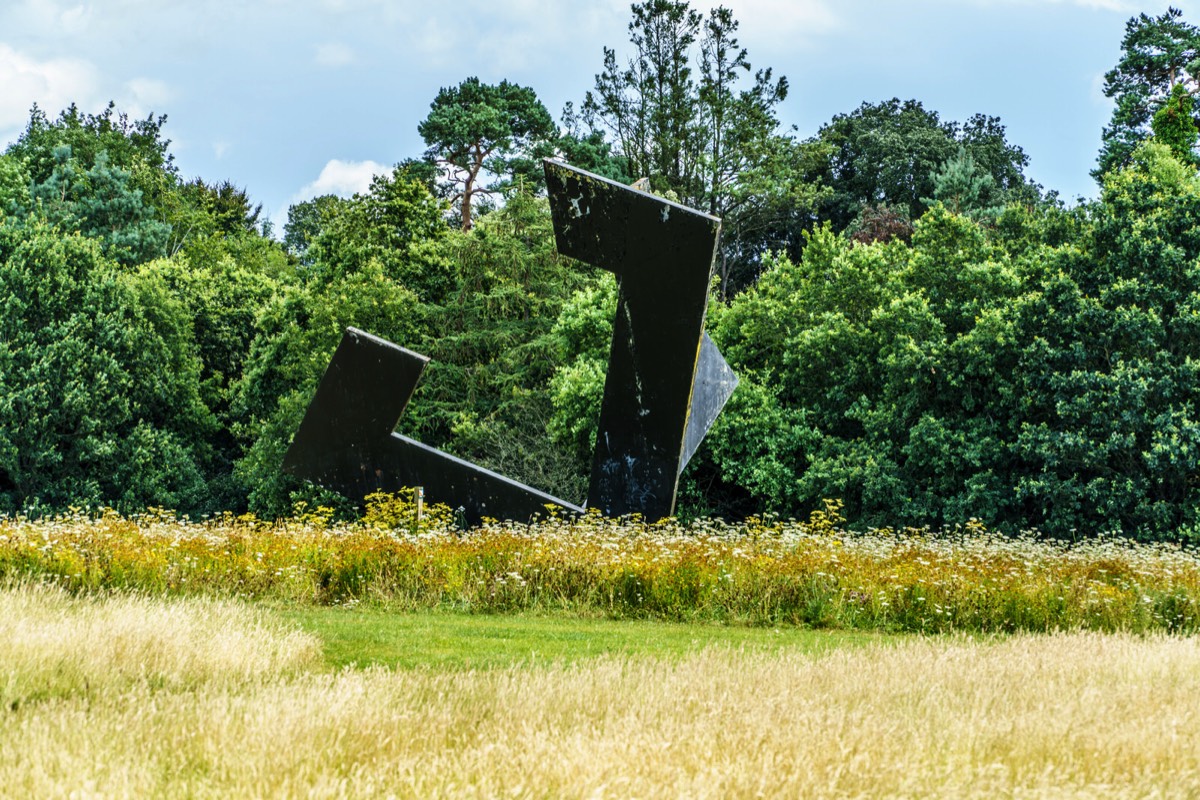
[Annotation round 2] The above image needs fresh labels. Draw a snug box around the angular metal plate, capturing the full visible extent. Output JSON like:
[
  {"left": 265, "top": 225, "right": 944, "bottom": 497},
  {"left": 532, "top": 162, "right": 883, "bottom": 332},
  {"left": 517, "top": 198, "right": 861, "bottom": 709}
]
[
  {"left": 546, "top": 160, "right": 723, "bottom": 520},
  {"left": 680, "top": 332, "right": 739, "bottom": 474},
  {"left": 283, "top": 327, "right": 583, "bottom": 524}
]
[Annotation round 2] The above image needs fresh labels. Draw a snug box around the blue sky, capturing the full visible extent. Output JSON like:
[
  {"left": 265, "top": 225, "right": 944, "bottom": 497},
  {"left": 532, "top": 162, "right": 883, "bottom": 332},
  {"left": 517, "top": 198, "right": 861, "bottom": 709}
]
[{"left": 1, "top": 0, "right": 1193, "bottom": 230}]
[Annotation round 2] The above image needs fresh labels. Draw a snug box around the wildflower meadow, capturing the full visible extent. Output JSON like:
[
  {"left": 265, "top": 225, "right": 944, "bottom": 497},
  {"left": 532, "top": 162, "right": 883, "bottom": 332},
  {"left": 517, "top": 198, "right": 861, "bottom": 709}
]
[{"left": 3, "top": 494, "right": 1198, "bottom": 634}]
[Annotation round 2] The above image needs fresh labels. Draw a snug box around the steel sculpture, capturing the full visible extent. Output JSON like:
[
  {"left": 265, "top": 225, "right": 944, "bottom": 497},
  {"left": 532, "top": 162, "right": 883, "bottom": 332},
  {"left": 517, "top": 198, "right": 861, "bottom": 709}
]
[
  {"left": 543, "top": 160, "right": 735, "bottom": 519},
  {"left": 281, "top": 327, "right": 584, "bottom": 525},
  {"left": 283, "top": 160, "right": 737, "bottom": 523}
]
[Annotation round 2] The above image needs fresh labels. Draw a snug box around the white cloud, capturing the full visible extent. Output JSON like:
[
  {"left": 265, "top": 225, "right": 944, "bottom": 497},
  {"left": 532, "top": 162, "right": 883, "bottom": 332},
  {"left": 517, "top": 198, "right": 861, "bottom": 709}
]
[
  {"left": 0, "top": 42, "right": 98, "bottom": 131},
  {"left": 315, "top": 42, "right": 355, "bottom": 67},
  {"left": 721, "top": 0, "right": 839, "bottom": 51},
  {"left": 298, "top": 158, "right": 389, "bottom": 198},
  {"left": 3, "top": 0, "right": 94, "bottom": 36},
  {"left": 119, "top": 77, "right": 173, "bottom": 119},
  {"left": 272, "top": 157, "right": 389, "bottom": 230},
  {"left": 964, "top": 0, "right": 1139, "bottom": 10}
]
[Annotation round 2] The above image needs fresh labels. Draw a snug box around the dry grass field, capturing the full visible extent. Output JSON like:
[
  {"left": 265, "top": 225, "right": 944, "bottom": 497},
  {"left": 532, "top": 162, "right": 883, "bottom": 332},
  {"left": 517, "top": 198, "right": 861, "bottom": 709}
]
[{"left": 2, "top": 583, "right": 1198, "bottom": 799}]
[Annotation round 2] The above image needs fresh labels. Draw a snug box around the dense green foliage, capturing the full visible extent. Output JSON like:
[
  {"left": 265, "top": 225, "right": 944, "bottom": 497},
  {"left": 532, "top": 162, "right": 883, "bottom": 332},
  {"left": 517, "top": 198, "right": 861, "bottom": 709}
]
[
  {"left": 1150, "top": 81, "right": 1199, "bottom": 163},
  {"left": 5, "top": 3, "right": 1200, "bottom": 542},
  {"left": 700, "top": 144, "right": 1200, "bottom": 539},
  {"left": 0, "top": 220, "right": 214, "bottom": 513},
  {"left": 803, "top": 99, "right": 1039, "bottom": 233},
  {"left": 1097, "top": 6, "right": 1200, "bottom": 178}
]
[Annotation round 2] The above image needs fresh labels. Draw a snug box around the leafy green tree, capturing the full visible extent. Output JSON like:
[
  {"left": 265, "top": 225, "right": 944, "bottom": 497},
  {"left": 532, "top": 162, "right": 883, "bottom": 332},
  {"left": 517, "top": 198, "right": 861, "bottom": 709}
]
[
  {"left": 807, "top": 99, "right": 953, "bottom": 230},
  {"left": 1, "top": 101, "right": 304, "bottom": 514},
  {"left": 582, "top": 2, "right": 791, "bottom": 212},
  {"left": 418, "top": 77, "right": 555, "bottom": 230},
  {"left": 0, "top": 155, "right": 30, "bottom": 217},
  {"left": 697, "top": 5, "right": 744, "bottom": 212},
  {"left": 5, "top": 103, "right": 175, "bottom": 207},
  {"left": 697, "top": 7, "right": 788, "bottom": 216},
  {"left": 927, "top": 146, "right": 1000, "bottom": 216},
  {"left": 804, "top": 99, "right": 1036, "bottom": 232},
  {"left": 175, "top": 179, "right": 263, "bottom": 238},
  {"left": 581, "top": 1, "right": 803, "bottom": 293},
  {"left": 990, "top": 194, "right": 1087, "bottom": 257},
  {"left": 696, "top": 6, "right": 816, "bottom": 293},
  {"left": 584, "top": 0, "right": 704, "bottom": 202},
  {"left": 304, "top": 166, "right": 451, "bottom": 300},
  {"left": 715, "top": 134, "right": 830, "bottom": 293},
  {"left": 691, "top": 211, "right": 1039, "bottom": 528},
  {"left": 1096, "top": 6, "right": 1200, "bottom": 178},
  {"left": 676, "top": 141, "right": 1200, "bottom": 540},
  {"left": 411, "top": 191, "right": 604, "bottom": 502},
  {"left": 557, "top": 104, "right": 631, "bottom": 183},
  {"left": 906, "top": 205, "right": 1020, "bottom": 335},
  {"left": 283, "top": 194, "right": 347, "bottom": 263},
  {"left": 135, "top": 244, "right": 287, "bottom": 511},
  {"left": 957, "top": 114, "right": 1040, "bottom": 203},
  {"left": 7, "top": 104, "right": 277, "bottom": 262},
  {"left": 1151, "top": 81, "right": 1199, "bottom": 163},
  {"left": 548, "top": 275, "right": 618, "bottom": 471},
  {"left": 1019, "top": 141, "right": 1200, "bottom": 537},
  {"left": 0, "top": 219, "right": 214, "bottom": 514},
  {"left": 702, "top": 231, "right": 916, "bottom": 518}
]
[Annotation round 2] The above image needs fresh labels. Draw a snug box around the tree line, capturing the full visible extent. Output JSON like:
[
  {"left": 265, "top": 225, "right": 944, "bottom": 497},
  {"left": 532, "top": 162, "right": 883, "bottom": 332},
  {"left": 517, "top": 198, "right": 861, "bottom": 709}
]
[{"left": 3, "top": 2, "right": 1200, "bottom": 541}]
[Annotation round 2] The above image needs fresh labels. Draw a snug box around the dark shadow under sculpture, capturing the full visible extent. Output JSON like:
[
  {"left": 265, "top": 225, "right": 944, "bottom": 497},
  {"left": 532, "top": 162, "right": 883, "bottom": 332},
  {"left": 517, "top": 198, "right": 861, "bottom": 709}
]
[{"left": 283, "top": 160, "right": 737, "bottom": 524}]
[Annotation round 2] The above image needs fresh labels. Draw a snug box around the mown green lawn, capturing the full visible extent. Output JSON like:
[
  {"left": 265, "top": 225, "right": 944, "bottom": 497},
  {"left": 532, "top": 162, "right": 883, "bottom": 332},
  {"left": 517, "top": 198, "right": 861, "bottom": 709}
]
[{"left": 278, "top": 606, "right": 895, "bottom": 670}]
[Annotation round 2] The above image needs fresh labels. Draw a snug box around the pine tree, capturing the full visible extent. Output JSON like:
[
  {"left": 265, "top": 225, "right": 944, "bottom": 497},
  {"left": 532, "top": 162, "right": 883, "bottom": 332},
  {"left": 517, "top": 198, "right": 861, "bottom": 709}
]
[
  {"left": 1095, "top": 7, "right": 1200, "bottom": 178},
  {"left": 928, "top": 146, "right": 999, "bottom": 216}
]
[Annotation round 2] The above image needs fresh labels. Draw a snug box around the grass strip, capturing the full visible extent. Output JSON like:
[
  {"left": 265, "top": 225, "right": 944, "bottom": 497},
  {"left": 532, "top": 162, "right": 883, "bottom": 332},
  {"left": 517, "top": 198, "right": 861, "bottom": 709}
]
[{"left": 279, "top": 606, "right": 891, "bottom": 670}]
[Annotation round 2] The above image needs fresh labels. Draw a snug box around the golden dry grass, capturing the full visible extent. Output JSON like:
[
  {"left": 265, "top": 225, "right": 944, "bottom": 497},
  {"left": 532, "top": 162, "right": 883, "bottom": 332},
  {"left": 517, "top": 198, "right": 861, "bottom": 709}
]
[
  {"left": 0, "top": 582, "right": 321, "bottom": 707},
  {"left": 2, "top": 586, "right": 1199, "bottom": 798}
]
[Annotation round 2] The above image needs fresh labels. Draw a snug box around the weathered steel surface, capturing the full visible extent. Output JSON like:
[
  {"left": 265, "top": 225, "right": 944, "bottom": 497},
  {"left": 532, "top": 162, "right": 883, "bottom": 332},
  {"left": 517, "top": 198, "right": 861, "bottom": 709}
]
[
  {"left": 282, "top": 327, "right": 583, "bottom": 525},
  {"left": 545, "top": 159, "right": 724, "bottom": 520}
]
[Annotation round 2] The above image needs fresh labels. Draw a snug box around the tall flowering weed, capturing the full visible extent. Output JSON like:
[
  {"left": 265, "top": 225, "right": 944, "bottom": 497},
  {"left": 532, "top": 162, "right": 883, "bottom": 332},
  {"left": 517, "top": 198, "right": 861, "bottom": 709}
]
[{"left": 2, "top": 505, "right": 1199, "bottom": 633}]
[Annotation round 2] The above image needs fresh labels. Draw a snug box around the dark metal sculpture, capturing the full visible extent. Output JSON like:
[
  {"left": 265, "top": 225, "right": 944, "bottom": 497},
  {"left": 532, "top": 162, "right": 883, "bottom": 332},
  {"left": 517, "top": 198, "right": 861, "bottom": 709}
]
[
  {"left": 544, "top": 160, "right": 736, "bottom": 519},
  {"left": 283, "top": 160, "right": 737, "bottom": 523},
  {"left": 281, "top": 328, "right": 583, "bottom": 525}
]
